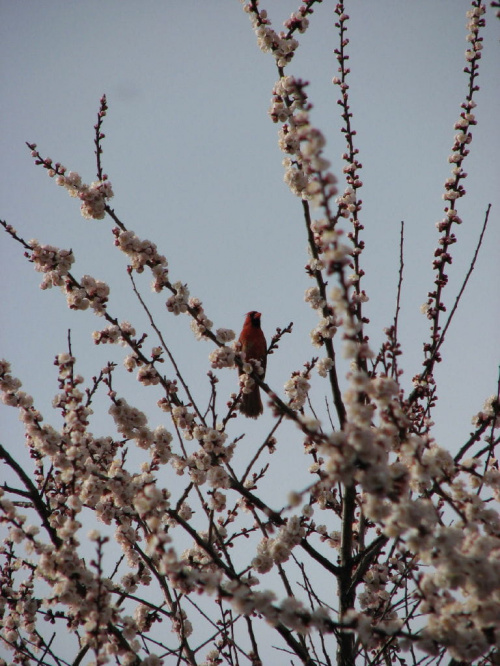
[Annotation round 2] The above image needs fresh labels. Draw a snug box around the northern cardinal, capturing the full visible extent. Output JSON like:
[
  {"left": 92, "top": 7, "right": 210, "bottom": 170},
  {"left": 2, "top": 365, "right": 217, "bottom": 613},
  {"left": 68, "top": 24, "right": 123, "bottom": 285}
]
[{"left": 238, "top": 311, "right": 267, "bottom": 418}]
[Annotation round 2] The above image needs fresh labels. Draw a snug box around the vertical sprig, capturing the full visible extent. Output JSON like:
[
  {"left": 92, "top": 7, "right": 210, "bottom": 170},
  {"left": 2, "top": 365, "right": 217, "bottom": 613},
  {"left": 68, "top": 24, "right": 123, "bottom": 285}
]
[
  {"left": 332, "top": 4, "right": 366, "bottom": 326},
  {"left": 94, "top": 94, "right": 108, "bottom": 182},
  {"left": 416, "top": 1, "right": 485, "bottom": 404}
]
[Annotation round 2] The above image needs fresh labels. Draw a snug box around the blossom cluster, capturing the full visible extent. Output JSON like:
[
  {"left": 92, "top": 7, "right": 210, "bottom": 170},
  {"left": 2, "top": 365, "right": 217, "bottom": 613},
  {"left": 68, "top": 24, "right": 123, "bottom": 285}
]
[
  {"left": 92, "top": 321, "right": 136, "bottom": 346},
  {"left": 166, "top": 280, "right": 189, "bottom": 314},
  {"left": 238, "top": 370, "right": 256, "bottom": 396},
  {"left": 357, "top": 558, "right": 405, "bottom": 649},
  {"left": 309, "top": 314, "right": 339, "bottom": 348},
  {"left": 252, "top": 516, "right": 305, "bottom": 573},
  {"left": 243, "top": 3, "right": 299, "bottom": 67},
  {"left": 465, "top": 4, "right": 486, "bottom": 62},
  {"left": 55, "top": 170, "right": 114, "bottom": 220},
  {"left": 92, "top": 322, "right": 165, "bottom": 386},
  {"left": 209, "top": 344, "right": 236, "bottom": 370},
  {"left": 284, "top": 371, "right": 311, "bottom": 410},
  {"left": 0, "top": 359, "right": 30, "bottom": 410},
  {"left": 109, "top": 398, "right": 154, "bottom": 447},
  {"left": 472, "top": 394, "right": 500, "bottom": 429},
  {"left": 270, "top": 75, "right": 338, "bottom": 209},
  {"left": 29, "top": 240, "right": 74, "bottom": 289},
  {"left": 188, "top": 297, "right": 214, "bottom": 340},
  {"left": 163, "top": 278, "right": 215, "bottom": 341},
  {"left": 76, "top": 274, "right": 110, "bottom": 314},
  {"left": 165, "top": 418, "right": 234, "bottom": 489},
  {"left": 28, "top": 239, "right": 111, "bottom": 315},
  {"left": 114, "top": 228, "right": 170, "bottom": 292},
  {"left": 215, "top": 327, "right": 235, "bottom": 344}
]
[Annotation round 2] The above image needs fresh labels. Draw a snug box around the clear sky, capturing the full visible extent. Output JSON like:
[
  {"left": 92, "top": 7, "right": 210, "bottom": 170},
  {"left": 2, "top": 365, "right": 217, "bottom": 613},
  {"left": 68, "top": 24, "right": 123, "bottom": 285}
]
[{"left": 0, "top": 1, "right": 499, "bottom": 658}]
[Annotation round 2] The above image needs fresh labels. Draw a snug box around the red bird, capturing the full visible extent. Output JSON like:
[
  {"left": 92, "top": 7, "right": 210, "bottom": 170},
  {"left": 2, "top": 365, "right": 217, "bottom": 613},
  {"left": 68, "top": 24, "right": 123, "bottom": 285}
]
[{"left": 238, "top": 311, "right": 267, "bottom": 418}]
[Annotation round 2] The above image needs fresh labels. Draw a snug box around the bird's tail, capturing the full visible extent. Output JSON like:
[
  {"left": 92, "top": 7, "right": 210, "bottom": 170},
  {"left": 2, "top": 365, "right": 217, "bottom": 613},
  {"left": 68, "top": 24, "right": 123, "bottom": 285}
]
[{"left": 240, "top": 386, "right": 263, "bottom": 418}]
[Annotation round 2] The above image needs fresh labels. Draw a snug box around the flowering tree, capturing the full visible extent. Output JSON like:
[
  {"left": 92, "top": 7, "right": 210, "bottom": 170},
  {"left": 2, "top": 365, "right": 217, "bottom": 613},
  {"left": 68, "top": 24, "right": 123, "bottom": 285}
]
[{"left": 1, "top": 2, "right": 499, "bottom": 666}]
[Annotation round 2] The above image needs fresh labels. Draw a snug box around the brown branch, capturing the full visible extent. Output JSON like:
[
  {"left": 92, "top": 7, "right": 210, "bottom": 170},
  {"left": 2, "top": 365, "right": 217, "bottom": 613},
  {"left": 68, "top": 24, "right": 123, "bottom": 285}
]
[{"left": 0, "top": 443, "right": 62, "bottom": 549}]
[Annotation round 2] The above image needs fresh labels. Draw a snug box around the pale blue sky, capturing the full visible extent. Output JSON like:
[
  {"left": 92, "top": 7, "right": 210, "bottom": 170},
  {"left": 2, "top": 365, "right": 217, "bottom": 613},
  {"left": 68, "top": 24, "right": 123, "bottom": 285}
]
[
  {"left": 0, "top": 2, "right": 499, "bottom": 658},
  {"left": 2, "top": 1, "right": 498, "bottom": 441}
]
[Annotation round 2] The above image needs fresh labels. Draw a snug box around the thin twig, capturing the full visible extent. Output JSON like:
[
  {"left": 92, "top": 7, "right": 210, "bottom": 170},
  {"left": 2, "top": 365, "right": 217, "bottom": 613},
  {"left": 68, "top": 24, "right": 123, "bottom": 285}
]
[
  {"left": 435, "top": 204, "right": 491, "bottom": 358},
  {"left": 392, "top": 221, "right": 405, "bottom": 378}
]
